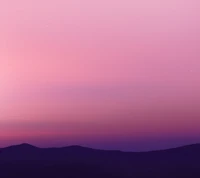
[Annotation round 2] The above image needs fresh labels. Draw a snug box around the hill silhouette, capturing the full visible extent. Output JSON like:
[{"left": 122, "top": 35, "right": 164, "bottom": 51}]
[{"left": 1, "top": 143, "right": 200, "bottom": 177}]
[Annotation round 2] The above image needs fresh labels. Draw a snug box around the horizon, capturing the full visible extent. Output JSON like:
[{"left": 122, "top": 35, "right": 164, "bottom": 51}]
[
  {"left": 1, "top": 0, "right": 200, "bottom": 151},
  {"left": 1, "top": 142, "right": 200, "bottom": 152}
]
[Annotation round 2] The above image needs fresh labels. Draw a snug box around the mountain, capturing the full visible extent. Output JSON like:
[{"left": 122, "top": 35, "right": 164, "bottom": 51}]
[{"left": 1, "top": 143, "right": 200, "bottom": 177}]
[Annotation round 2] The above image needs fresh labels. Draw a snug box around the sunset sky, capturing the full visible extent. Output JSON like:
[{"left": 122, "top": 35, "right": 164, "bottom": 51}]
[{"left": 0, "top": 0, "right": 200, "bottom": 151}]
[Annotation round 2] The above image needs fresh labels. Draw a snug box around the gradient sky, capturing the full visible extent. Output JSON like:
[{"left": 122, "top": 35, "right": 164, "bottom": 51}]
[{"left": 0, "top": 0, "right": 200, "bottom": 151}]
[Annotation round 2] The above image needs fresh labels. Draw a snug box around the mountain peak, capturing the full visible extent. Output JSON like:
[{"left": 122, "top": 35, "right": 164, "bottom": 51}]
[
  {"left": 7, "top": 143, "right": 38, "bottom": 149},
  {"left": 19, "top": 143, "right": 36, "bottom": 147}
]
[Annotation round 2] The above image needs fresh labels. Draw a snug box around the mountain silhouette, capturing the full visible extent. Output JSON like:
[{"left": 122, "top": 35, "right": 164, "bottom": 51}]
[{"left": 1, "top": 143, "right": 200, "bottom": 177}]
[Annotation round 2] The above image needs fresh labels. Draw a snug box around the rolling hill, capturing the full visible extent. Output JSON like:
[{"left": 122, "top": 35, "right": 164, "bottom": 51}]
[{"left": 0, "top": 143, "right": 200, "bottom": 177}]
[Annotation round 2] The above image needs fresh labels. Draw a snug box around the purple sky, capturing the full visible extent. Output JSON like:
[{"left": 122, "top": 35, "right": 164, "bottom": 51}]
[{"left": 0, "top": 0, "right": 200, "bottom": 151}]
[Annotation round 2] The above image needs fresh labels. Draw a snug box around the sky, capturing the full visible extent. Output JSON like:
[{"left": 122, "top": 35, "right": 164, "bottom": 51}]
[{"left": 0, "top": 0, "right": 200, "bottom": 151}]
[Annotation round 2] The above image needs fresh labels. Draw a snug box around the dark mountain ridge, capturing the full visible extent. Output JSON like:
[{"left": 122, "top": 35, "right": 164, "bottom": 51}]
[{"left": 1, "top": 143, "right": 200, "bottom": 177}]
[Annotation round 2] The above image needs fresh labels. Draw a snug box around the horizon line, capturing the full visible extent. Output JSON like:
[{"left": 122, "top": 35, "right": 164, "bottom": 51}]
[{"left": 1, "top": 142, "right": 200, "bottom": 153}]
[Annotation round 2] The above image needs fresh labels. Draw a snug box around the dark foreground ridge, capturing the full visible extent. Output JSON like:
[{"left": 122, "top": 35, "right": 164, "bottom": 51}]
[{"left": 1, "top": 143, "right": 200, "bottom": 177}]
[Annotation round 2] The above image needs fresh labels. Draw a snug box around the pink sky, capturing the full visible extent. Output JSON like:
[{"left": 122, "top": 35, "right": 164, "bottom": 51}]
[{"left": 0, "top": 0, "right": 200, "bottom": 151}]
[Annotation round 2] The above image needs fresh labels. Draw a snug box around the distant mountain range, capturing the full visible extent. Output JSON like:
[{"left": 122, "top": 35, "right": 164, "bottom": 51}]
[{"left": 1, "top": 143, "right": 200, "bottom": 177}]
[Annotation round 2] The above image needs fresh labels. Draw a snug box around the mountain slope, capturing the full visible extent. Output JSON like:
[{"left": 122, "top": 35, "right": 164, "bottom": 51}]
[{"left": 1, "top": 143, "right": 200, "bottom": 178}]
